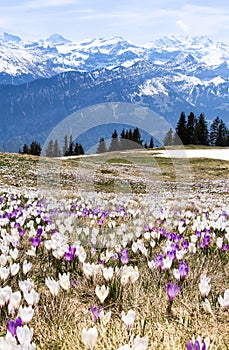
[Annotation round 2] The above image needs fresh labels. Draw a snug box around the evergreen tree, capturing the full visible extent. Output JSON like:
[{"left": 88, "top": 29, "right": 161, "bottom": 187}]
[
  {"left": 163, "top": 129, "right": 173, "bottom": 146},
  {"left": 66, "top": 134, "right": 74, "bottom": 156},
  {"left": 78, "top": 144, "right": 85, "bottom": 155},
  {"left": 132, "top": 127, "right": 142, "bottom": 146},
  {"left": 29, "top": 141, "right": 42, "bottom": 156},
  {"left": 53, "top": 139, "right": 61, "bottom": 157},
  {"left": 63, "top": 135, "right": 68, "bottom": 156},
  {"left": 175, "top": 112, "right": 188, "bottom": 145},
  {"left": 45, "top": 140, "right": 54, "bottom": 157},
  {"left": 186, "top": 112, "right": 197, "bottom": 144},
  {"left": 22, "top": 143, "right": 29, "bottom": 154},
  {"left": 109, "top": 129, "right": 120, "bottom": 151},
  {"left": 96, "top": 137, "right": 107, "bottom": 154},
  {"left": 149, "top": 136, "right": 154, "bottom": 148},
  {"left": 210, "top": 117, "right": 228, "bottom": 146},
  {"left": 193, "top": 113, "right": 209, "bottom": 145}
]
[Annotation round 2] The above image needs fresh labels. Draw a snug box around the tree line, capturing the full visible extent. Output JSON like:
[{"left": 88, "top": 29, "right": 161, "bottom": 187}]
[
  {"left": 19, "top": 135, "right": 85, "bottom": 157},
  {"left": 164, "top": 112, "right": 229, "bottom": 146},
  {"left": 96, "top": 127, "right": 154, "bottom": 153},
  {"left": 45, "top": 135, "right": 84, "bottom": 157}
]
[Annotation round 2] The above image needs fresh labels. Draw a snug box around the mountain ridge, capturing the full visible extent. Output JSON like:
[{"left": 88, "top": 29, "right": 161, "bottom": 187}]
[{"left": 0, "top": 33, "right": 228, "bottom": 152}]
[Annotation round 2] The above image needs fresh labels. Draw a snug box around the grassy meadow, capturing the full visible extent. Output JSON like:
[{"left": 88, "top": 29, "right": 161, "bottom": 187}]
[{"left": 0, "top": 148, "right": 228, "bottom": 349}]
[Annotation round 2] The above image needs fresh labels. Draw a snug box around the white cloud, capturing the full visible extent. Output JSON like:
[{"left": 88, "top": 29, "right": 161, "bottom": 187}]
[
  {"left": 176, "top": 20, "right": 189, "bottom": 35},
  {"left": 26, "top": 0, "right": 77, "bottom": 9}
]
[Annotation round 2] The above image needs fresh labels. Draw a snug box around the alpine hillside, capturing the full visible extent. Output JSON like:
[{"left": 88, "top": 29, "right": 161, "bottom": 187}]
[{"left": 0, "top": 32, "right": 228, "bottom": 152}]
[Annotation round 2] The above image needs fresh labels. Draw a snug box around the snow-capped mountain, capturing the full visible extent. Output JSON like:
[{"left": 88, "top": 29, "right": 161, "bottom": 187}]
[{"left": 0, "top": 33, "right": 228, "bottom": 152}]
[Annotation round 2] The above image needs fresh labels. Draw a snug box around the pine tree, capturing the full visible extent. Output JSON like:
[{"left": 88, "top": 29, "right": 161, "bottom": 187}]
[
  {"left": 193, "top": 113, "right": 209, "bottom": 145},
  {"left": 96, "top": 137, "right": 107, "bottom": 154},
  {"left": 132, "top": 127, "right": 142, "bottom": 147},
  {"left": 109, "top": 129, "right": 120, "bottom": 151},
  {"left": 63, "top": 135, "right": 68, "bottom": 156},
  {"left": 22, "top": 144, "right": 29, "bottom": 154},
  {"left": 29, "top": 141, "right": 42, "bottom": 156},
  {"left": 186, "top": 112, "right": 197, "bottom": 144},
  {"left": 78, "top": 144, "right": 85, "bottom": 155},
  {"left": 210, "top": 117, "right": 228, "bottom": 146},
  {"left": 175, "top": 112, "right": 188, "bottom": 145},
  {"left": 45, "top": 140, "right": 54, "bottom": 157},
  {"left": 149, "top": 136, "right": 154, "bottom": 148},
  {"left": 163, "top": 128, "right": 173, "bottom": 146},
  {"left": 53, "top": 139, "right": 61, "bottom": 157}
]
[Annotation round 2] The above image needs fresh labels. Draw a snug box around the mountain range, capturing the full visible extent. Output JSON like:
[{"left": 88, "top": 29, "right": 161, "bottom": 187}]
[{"left": 0, "top": 32, "right": 229, "bottom": 152}]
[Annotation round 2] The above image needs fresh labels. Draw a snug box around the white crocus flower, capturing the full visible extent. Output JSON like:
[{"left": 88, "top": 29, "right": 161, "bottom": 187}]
[
  {"left": 132, "top": 335, "right": 148, "bottom": 350},
  {"left": 81, "top": 326, "right": 98, "bottom": 350},
  {"left": 202, "top": 298, "right": 214, "bottom": 315},
  {"left": 58, "top": 272, "right": 70, "bottom": 291},
  {"left": 218, "top": 289, "right": 229, "bottom": 308},
  {"left": 16, "top": 325, "right": 35, "bottom": 348},
  {"left": 0, "top": 286, "right": 12, "bottom": 307},
  {"left": 23, "top": 260, "right": 33, "bottom": 275},
  {"left": 121, "top": 310, "right": 136, "bottom": 331},
  {"left": 23, "top": 289, "right": 40, "bottom": 307},
  {"left": 99, "top": 310, "right": 111, "bottom": 326},
  {"left": 0, "top": 266, "right": 10, "bottom": 281},
  {"left": 102, "top": 267, "right": 114, "bottom": 281},
  {"left": 8, "top": 291, "right": 21, "bottom": 315},
  {"left": 0, "top": 254, "right": 8, "bottom": 267},
  {"left": 10, "top": 263, "right": 20, "bottom": 276},
  {"left": 199, "top": 274, "right": 211, "bottom": 298},
  {"left": 95, "top": 285, "right": 109, "bottom": 304},
  {"left": 19, "top": 279, "right": 34, "bottom": 293},
  {"left": 18, "top": 305, "right": 34, "bottom": 323},
  {"left": 0, "top": 331, "right": 20, "bottom": 349},
  {"left": 45, "top": 277, "right": 60, "bottom": 297}
]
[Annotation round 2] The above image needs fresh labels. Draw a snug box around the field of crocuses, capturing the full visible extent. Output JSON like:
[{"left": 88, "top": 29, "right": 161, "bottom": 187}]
[{"left": 0, "top": 152, "right": 228, "bottom": 349}]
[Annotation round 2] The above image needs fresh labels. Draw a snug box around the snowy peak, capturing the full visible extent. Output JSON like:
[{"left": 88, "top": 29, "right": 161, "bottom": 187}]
[
  {"left": 0, "top": 32, "right": 22, "bottom": 44},
  {"left": 46, "top": 34, "right": 71, "bottom": 45}
]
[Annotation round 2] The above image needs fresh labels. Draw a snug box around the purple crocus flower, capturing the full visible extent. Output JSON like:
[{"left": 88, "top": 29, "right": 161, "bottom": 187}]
[
  {"left": 98, "top": 219, "right": 103, "bottom": 227},
  {"left": 186, "top": 339, "right": 209, "bottom": 350},
  {"left": 222, "top": 244, "right": 228, "bottom": 251},
  {"left": 154, "top": 254, "right": 164, "bottom": 270},
  {"left": 7, "top": 317, "right": 22, "bottom": 336},
  {"left": 167, "top": 281, "right": 181, "bottom": 302},
  {"left": 90, "top": 305, "right": 103, "bottom": 322},
  {"left": 64, "top": 246, "right": 76, "bottom": 262},
  {"left": 182, "top": 240, "right": 189, "bottom": 250},
  {"left": 30, "top": 237, "right": 41, "bottom": 248},
  {"left": 37, "top": 227, "right": 43, "bottom": 237},
  {"left": 179, "top": 261, "right": 189, "bottom": 280},
  {"left": 120, "top": 248, "right": 129, "bottom": 265}
]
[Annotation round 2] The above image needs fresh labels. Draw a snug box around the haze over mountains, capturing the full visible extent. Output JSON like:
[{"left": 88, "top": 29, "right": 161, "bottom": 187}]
[{"left": 0, "top": 32, "right": 229, "bottom": 152}]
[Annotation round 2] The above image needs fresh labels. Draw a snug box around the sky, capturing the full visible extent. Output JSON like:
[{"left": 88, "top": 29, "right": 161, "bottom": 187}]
[{"left": 0, "top": 0, "right": 229, "bottom": 44}]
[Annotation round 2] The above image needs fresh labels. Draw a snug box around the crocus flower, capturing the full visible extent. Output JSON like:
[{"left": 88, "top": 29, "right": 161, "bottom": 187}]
[
  {"left": 81, "top": 326, "right": 98, "bottom": 350},
  {"left": 121, "top": 309, "right": 136, "bottom": 332},
  {"left": 16, "top": 324, "right": 35, "bottom": 348},
  {"left": 7, "top": 317, "right": 22, "bottom": 336},
  {"left": 120, "top": 249, "right": 129, "bottom": 265},
  {"left": 64, "top": 246, "right": 76, "bottom": 262},
  {"left": 186, "top": 336, "right": 210, "bottom": 350},
  {"left": 58, "top": 272, "right": 70, "bottom": 291},
  {"left": 178, "top": 261, "right": 189, "bottom": 280},
  {"left": 95, "top": 285, "right": 109, "bottom": 304},
  {"left": 45, "top": 277, "right": 60, "bottom": 297},
  {"left": 18, "top": 305, "right": 34, "bottom": 324},
  {"left": 90, "top": 305, "right": 103, "bottom": 322},
  {"left": 199, "top": 274, "right": 211, "bottom": 298},
  {"left": 218, "top": 289, "right": 229, "bottom": 309},
  {"left": 30, "top": 237, "right": 41, "bottom": 248},
  {"left": 167, "top": 281, "right": 181, "bottom": 303}
]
